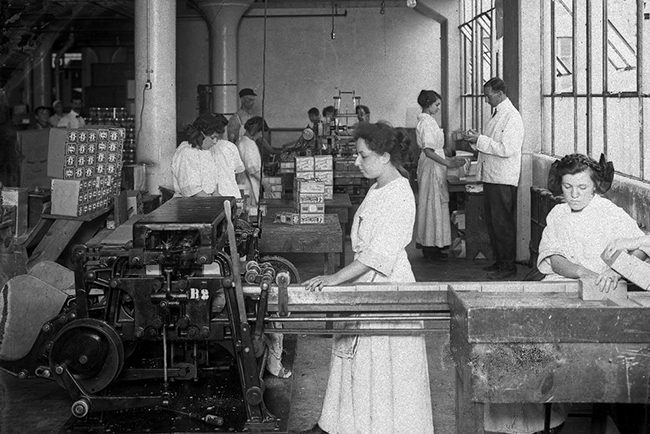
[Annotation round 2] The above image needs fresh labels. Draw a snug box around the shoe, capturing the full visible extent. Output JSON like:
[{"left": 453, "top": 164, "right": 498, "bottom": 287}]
[
  {"left": 430, "top": 250, "right": 448, "bottom": 262},
  {"left": 482, "top": 262, "right": 499, "bottom": 271},
  {"left": 299, "top": 423, "right": 328, "bottom": 434},
  {"left": 487, "top": 267, "right": 517, "bottom": 280},
  {"left": 267, "top": 366, "right": 292, "bottom": 379}
]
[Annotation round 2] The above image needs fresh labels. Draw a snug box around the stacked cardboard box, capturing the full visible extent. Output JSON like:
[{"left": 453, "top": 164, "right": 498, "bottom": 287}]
[
  {"left": 295, "top": 155, "right": 333, "bottom": 200},
  {"left": 262, "top": 176, "right": 283, "bottom": 199},
  {"left": 294, "top": 180, "right": 325, "bottom": 224},
  {"left": 48, "top": 127, "right": 125, "bottom": 217}
]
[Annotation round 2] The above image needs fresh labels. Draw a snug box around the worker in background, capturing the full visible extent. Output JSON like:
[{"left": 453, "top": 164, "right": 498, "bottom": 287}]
[
  {"left": 210, "top": 114, "right": 245, "bottom": 198},
  {"left": 464, "top": 77, "right": 524, "bottom": 280},
  {"left": 49, "top": 100, "right": 64, "bottom": 127},
  {"left": 322, "top": 105, "right": 338, "bottom": 133},
  {"left": 227, "top": 88, "right": 257, "bottom": 144},
  {"left": 228, "top": 88, "right": 281, "bottom": 160},
  {"left": 236, "top": 116, "right": 269, "bottom": 211},
  {"left": 355, "top": 104, "right": 370, "bottom": 123},
  {"left": 307, "top": 107, "right": 322, "bottom": 133},
  {"left": 171, "top": 114, "right": 222, "bottom": 197},
  {"left": 31, "top": 106, "right": 52, "bottom": 129},
  {"left": 57, "top": 95, "right": 85, "bottom": 129}
]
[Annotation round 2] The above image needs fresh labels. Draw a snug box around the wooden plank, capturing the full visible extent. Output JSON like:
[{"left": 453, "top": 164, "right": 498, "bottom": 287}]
[
  {"left": 450, "top": 290, "right": 650, "bottom": 343},
  {"left": 27, "top": 219, "right": 83, "bottom": 267},
  {"left": 259, "top": 214, "right": 342, "bottom": 253},
  {"left": 458, "top": 342, "right": 650, "bottom": 404}
]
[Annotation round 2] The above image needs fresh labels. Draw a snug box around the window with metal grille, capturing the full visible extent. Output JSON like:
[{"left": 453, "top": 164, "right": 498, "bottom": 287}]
[
  {"left": 459, "top": 0, "right": 502, "bottom": 134},
  {"left": 542, "top": 0, "right": 647, "bottom": 181}
]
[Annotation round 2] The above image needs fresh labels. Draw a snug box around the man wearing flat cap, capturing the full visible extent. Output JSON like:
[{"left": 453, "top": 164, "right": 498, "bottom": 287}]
[{"left": 227, "top": 88, "right": 258, "bottom": 144}]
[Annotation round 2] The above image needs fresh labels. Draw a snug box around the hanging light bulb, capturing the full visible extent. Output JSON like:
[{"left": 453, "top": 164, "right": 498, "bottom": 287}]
[{"left": 407, "top": 0, "right": 417, "bottom": 7}]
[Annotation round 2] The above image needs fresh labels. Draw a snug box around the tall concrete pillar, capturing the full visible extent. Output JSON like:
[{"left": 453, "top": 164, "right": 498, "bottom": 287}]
[
  {"left": 32, "top": 35, "right": 57, "bottom": 108},
  {"left": 194, "top": 0, "right": 252, "bottom": 116},
  {"left": 135, "top": 0, "right": 177, "bottom": 193}
]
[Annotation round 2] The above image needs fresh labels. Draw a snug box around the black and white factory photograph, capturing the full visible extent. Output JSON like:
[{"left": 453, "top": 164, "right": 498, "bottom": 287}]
[{"left": 0, "top": 0, "right": 649, "bottom": 433}]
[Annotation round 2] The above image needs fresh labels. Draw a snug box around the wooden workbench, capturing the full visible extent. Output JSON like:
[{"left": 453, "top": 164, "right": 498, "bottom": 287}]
[
  {"left": 261, "top": 193, "right": 352, "bottom": 267},
  {"left": 259, "top": 213, "right": 342, "bottom": 274},
  {"left": 448, "top": 284, "right": 650, "bottom": 433}
]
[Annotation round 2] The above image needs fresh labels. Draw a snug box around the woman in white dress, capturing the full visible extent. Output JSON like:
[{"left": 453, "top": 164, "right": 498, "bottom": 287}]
[
  {"left": 236, "top": 116, "right": 268, "bottom": 209},
  {"left": 415, "top": 90, "right": 465, "bottom": 261},
  {"left": 210, "top": 114, "right": 245, "bottom": 198},
  {"left": 301, "top": 122, "right": 434, "bottom": 434},
  {"left": 486, "top": 154, "right": 648, "bottom": 434},
  {"left": 171, "top": 114, "right": 222, "bottom": 197}
]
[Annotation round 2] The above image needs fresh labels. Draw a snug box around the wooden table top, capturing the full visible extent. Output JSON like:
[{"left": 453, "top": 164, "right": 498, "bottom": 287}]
[
  {"left": 261, "top": 193, "right": 352, "bottom": 209},
  {"left": 259, "top": 214, "right": 342, "bottom": 253}
]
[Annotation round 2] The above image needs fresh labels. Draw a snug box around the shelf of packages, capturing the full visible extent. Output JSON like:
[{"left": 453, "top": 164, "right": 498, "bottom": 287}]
[{"left": 86, "top": 107, "right": 135, "bottom": 165}]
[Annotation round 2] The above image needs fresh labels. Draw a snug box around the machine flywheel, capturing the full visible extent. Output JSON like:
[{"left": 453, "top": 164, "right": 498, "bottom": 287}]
[{"left": 49, "top": 318, "right": 124, "bottom": 394}]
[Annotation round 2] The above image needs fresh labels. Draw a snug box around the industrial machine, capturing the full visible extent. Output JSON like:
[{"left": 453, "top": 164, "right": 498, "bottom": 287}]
[{"left": 0, "top": 196, "right": 299, "bottom": 432}]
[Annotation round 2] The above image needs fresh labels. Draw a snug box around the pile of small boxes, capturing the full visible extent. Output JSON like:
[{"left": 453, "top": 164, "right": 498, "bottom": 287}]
[
  {"left": 48, "top": 127, "right": 124, "bottom": 217},
  {"left": 293, "top": 180, "right": 325, "bottom": 224},
  {"left": 295, "top": 155, "right": 333, "bottom": 200},
  {"left": 262, "top": 176, "right": 283, "bottom": 199}
]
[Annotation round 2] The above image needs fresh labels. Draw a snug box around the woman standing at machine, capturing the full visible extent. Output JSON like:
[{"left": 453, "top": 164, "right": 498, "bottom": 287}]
[
  {"left": 171, "top": 114, "right": 222, "bottom": 197},
  {"left": 301, "top": 122, "right": 433, "bottom": 434},
  {"left": 415, "top": 90, "right": 465, "bottom": 261}
]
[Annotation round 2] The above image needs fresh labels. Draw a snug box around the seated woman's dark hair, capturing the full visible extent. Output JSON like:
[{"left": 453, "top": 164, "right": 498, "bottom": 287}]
[
  {"left": 184, "top": 114, "right": 221, "bottom": 148},
  {"left": 307, "top": 107, "right": 320, "bottom": 117},
  {"left": 417, "top": 90, "right": 442, "bottom": 110},
  {"left": 547, "top": 153, "right": 615, "bottom": 195},
  {"left": 353, "top": 122, "right": 411, "bottom": 178},
  {"left": 244, "top": 116, "right": 270, "bottom": 136}
]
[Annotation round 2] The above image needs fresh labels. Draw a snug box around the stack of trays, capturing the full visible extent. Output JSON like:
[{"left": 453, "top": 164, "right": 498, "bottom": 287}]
[
  {"left": 48, "top": 127, "right": 124, "bottom": 217},
  {"left": 293, "top": 180, "right": 325, "bottom": 224}
]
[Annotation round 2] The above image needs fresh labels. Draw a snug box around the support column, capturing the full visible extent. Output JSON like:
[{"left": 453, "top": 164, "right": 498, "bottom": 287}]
[
  {"left": 32, "top": 35, "right": 57, "bottom": 108},
  {"left": 135, "top": 0, "right": 177, "bottom": 194},
  {"left": 194, "top": 0, "right": 252, "bottom": 116}
]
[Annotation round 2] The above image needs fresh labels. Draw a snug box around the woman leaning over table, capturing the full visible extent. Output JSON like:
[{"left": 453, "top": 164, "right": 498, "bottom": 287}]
[
  {"left": 171, "top": 114, "right": 222, "bottom": 197},
  {"left": 300, "top": 122, "right": 434, "bottom": 434}
]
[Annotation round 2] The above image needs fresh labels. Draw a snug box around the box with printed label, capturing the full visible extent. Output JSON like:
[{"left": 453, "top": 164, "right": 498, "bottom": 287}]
[
  {"left": 295, "top": 156, "right": 315, "bottom": 172},
  {"left": 314, "top": 155, "right": 333, "bottom": 171},
  {"left": 299, "top": 213, "right": 325, "bottom": 224},
  {"left": 263, "top": 191, "right": 282, "bottom": 199},
  {"left": 324, "top": 185, "right": 334, "bottom": 200},
  {"left": 264, "top": 176, "right": 283, "bottom": 185},
  {"left": 275, "top": 212, "right": 299, "bottom": 225},
  {"left": 295, "top": 180, "right": 325, "bottom": 194},
  {"left": 295, "top": 171, "right": 315, "bottom": 181},
  {"left": 296, "top": 193, "right": 324, "bottom": 204},
  {"left": 314, "top": 170, "right": 334, "bottom": 185},
  {"left": 296, "top": 202, "right": 325, "bottom": 214}
]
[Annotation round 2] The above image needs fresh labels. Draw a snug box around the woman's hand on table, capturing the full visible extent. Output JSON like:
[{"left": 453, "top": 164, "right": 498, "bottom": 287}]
[
  {"left": 595, "top": 268, "right": 621, "bottom": 293},
  {"left": 303, "top": 274, "right": 337, "bottom": 292}
]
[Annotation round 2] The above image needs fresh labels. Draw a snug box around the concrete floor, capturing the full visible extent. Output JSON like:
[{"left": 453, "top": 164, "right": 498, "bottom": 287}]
[{"left": 0, "top": 240, "right": 615, "bottom": 433}]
